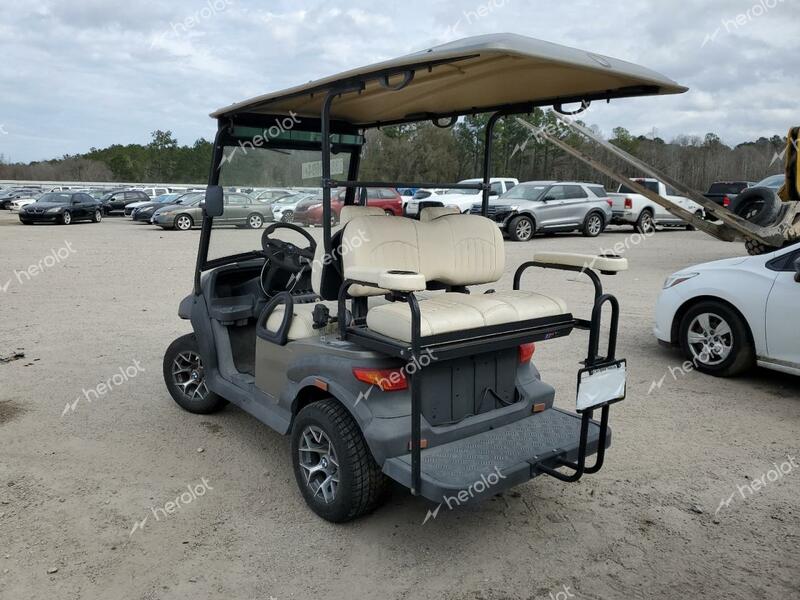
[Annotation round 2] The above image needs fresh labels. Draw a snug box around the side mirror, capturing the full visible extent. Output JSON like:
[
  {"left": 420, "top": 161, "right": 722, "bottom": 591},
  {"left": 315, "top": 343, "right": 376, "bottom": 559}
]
[
  {"left": 204, "top": 185, "right": 224, "bottom": 217},
  {"left": 794, "top": 256, "right": 800, "bottom": 283}
]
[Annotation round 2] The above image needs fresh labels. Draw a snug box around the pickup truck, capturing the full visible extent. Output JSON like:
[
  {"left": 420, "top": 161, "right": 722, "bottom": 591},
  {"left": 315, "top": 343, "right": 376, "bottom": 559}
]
[
  {"left": 404, "top": 177, "right": 518, "bottom": 217},
  {"left": 703, "top": 181, "right": 755, "bottom": 211},
  {"left": 609, "top": 178, "right": 705, "bottom": 233}
]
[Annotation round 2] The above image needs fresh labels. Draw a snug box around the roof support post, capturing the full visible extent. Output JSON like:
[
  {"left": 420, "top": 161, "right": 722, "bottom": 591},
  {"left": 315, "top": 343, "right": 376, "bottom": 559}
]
[
  {"left": 194, "top": 124, "right": 226, "bottom": 295},
  {"left": 481, "top": 111, "right": 504, "bottom": 217},
  {"left": 321, "top": 91, "right": 337, "bottom": 258}
]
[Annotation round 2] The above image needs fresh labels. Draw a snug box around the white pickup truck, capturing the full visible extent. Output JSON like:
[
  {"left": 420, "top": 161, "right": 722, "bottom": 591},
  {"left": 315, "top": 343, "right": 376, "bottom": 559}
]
[
  {"left": 405, "top": 177, "right": 518, "bottom": 216},
  {"left": 609, "top": 178, "right": 705, "bottom": 233}
]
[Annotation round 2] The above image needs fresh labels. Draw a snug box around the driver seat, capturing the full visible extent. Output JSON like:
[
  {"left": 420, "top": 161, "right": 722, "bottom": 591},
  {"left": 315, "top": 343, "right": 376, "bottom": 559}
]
[{"left": 263, "top": 206, "right": 383, "bottom": 341}]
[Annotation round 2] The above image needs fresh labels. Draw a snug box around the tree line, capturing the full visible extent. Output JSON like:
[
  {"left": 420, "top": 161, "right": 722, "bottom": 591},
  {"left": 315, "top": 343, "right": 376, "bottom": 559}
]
[{"left": 0, "top": 111, "right": 788, "bottom": 191}]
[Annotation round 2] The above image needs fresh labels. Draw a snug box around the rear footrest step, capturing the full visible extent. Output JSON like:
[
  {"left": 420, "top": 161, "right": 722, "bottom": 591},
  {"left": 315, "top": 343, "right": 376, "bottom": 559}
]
[{"left": 383, "top": 408, "right": 608, "bottom": 503}]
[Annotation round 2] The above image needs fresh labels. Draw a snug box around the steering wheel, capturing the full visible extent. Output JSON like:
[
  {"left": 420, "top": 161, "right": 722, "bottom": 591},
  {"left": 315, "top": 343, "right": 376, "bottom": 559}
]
[{"left": 260, "top": 223, "right": 317, "bottom": 297}]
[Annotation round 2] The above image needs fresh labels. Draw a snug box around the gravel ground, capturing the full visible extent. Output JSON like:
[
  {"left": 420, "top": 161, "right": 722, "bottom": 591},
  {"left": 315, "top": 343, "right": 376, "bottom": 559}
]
[{"left": 0, "top": 211, "right": 797, "bottom": 600}]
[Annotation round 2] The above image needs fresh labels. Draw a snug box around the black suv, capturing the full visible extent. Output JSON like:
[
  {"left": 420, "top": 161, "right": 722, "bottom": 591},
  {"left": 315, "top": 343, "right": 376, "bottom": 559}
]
[{"left": 101, "top": 190, "right": 149, "bottom": 214}]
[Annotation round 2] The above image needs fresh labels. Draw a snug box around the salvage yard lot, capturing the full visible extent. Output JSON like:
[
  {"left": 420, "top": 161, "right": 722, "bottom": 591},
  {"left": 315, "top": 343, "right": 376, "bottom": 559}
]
[{"left": 0, "top": 211, "right": 797, "bottom": 599}]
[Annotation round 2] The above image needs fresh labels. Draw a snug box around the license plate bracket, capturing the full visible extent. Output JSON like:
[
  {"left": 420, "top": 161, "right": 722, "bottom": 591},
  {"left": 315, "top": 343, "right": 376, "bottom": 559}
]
[{"left": 576, "top": 359, "right": 626, "bottom": 413}]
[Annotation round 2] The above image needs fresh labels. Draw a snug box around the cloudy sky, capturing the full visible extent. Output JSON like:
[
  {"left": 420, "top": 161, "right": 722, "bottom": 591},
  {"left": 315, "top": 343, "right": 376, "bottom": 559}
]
[{"left": 1, "top": 0, "right": 798, "bottom": 163}]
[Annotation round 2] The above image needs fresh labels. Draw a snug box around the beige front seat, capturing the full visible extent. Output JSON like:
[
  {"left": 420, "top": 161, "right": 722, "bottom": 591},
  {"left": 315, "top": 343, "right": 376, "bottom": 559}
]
[{"left": 341, "top": 211, "right": 571, "bottom": 342}]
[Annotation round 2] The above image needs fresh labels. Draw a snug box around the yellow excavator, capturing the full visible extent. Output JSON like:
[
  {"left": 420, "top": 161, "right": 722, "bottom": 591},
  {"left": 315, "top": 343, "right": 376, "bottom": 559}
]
[{"left": 525, "top": 119, "right": 800, "bottom": 255}]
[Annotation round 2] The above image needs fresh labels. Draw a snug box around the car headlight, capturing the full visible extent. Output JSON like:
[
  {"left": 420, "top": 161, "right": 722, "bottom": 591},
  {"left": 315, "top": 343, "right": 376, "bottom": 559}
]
[
  {"left": 46, "top": 207, "right": 61, "bottom": 213},
  {"left": 509, "top": 205, "right": 519, "bottom": 212},
  {"left": 663, "top": 272, "right": 699, "bottom": 289}
]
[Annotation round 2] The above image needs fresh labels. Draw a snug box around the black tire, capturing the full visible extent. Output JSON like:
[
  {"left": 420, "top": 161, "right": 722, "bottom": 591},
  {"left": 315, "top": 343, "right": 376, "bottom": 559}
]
[
  {"left": 163, "top": 334, "right": 227, "bottom": 414},
  {"left": 384, "top": 209, "right": 394, "bottom": 216},
  {"left": 291, "top": 399, "right": 388, "bottom": 523},
  {"left": 634, "top": 209, "right": 654, "bottom": 234},
  {"left": 582, "top": 212, "right": 604, "bottom": 237},
  {"left": 678, "top": 301, "right": 754, "bottom": 377},
  {"left": 508, "top": 215, "right": 535, "bottom": 242},
  {"left": 174, "top": 214, "right": 194, "bottom": 231},
  {"left": 60, "top": 211, "right": 72, "bottom": 225},
  {"left": 730, "top": 187, "right": 782, "bottom": 227},
  {"left": 91, "top": 209, "right": 102, "bottom": 223},
  {"left": 20, "top": 220, "right": 32, "bottom": 225},
  {"left": 281, "top": 210, "right": 294, "bottom": 223},
  {"left": 246, "top": 213, "right": 264, "bottom": 229}
]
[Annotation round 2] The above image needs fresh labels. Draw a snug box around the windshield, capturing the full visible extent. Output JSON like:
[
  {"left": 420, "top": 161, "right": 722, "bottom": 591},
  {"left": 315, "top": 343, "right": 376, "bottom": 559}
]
[
  {"left": 207, "top": 144, "right": 354, "bottom": 262},
  {"left": 500, "top": 184, "right": 548, "bottom": 201},
  {"left": 756, "top": 174, "right": 784, "bottom": 189},
  {"left": 37, "top": 193, "right": 72, "bottom": 204}
]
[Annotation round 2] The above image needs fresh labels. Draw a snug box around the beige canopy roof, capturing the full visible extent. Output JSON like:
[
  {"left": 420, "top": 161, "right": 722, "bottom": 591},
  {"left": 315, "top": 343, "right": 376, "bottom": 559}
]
[{"left": 211, "top": 33, "right": 687, "bottom": 126}]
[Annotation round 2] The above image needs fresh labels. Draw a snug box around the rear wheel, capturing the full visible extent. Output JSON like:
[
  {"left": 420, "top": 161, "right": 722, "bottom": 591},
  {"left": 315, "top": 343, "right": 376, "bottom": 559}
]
[
  {"left": 291, "top": 399, "right": 388, "bottom": 522},
  {"left": 61, "top": 211, "right": 72, "bottom": 225},
  {"left": 634, "top": 210, "right": 654, "bottom": 234},
  {"left": 678, "top": 301, "right": 754, "bottom": 377},
  {"left": 175, "top": 214, "right": 193, "bottom": 230},
  {"left": 582, "top": 212, "right": 604, "bottom": 237},
  {"left": 384, "top": 209, "right": 394, "bottom": 216},
  {"left": 92, "top": 209, "right": 102, "bottom": 223},
  {"left": 508, "top": 215, "right": 534, "bottom": 242},
  {"left": 163, "top": 334, "right": 227, "bottom": 414},
  {"left": 247, "top": 213, "right": 264, "bottom": 229}
]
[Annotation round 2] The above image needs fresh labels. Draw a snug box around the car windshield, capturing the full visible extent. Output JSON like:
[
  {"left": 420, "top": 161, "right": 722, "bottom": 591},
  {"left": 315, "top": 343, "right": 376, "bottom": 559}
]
[
  {"left": 207, "top": 139, "right": 355, "bottom": 262},
  {"left": 175, "top": 193, "right": 203, "bottom": 205},
  {"left": 37, "top": 193, "right": 72, "bottom": 204},
  {"left": 500, "top": 184, "right": 548, "bottom": 201},
  {"left": 755, "top": 174, "right": 784, "bottom": 189}
]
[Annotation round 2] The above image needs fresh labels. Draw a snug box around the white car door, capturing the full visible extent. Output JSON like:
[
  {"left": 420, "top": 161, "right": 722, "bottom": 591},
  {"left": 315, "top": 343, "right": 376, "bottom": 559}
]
[{"left": 765, "top": 248, "right": 800, "bottom": 366}]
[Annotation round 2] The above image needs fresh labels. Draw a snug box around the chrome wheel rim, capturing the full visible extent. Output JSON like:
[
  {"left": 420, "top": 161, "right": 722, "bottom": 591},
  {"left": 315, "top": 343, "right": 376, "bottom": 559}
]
[
  {"left": 281, "top": 211, "right": 294, "bottom": 223},
  {"left": 640, "top": 214, "right": 654, "bottom": 233},
  {"left": 63, "top": 212, "right": 71, "bottom": 224},
  {"left": 249, "top": 215, "right": 262, "bottom": 228},
  {"left": 515, "top": 218, "right": 533, "bottom": 240},
  {"left": 177, "top": 215, "right": 191, "bottom": 230},
  {"left": 172, "top": 351, "right": 209, "bottom": 401},
  {"left": 687, "top": 313, "right": 733, "bottom": 366},
  {"left": 95, "top": 210, "right": 102, "bottom": 221},
  {"left": 298, "top": 425, "right": 339, "bottom": 504},
  {"left": 588, "top": 215, "right": 602, "bottom": 235}
]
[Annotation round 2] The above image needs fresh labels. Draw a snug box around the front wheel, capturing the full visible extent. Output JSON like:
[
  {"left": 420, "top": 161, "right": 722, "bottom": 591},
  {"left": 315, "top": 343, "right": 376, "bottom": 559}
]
[
  {"left": 508, "top": 215, "right": 534, "bottom": 242},
  {"left": 291, "top": 399, "right": 388, "bottom": 522},
  {"left": 163, "top": 334, "right": 227, "bottom": 414},
  {"left": 678, "top": 301, "right": 754, "bottom": 377},
  {"left": 61, "top": 211, "right": 72, "bottom": 225},
  {"left": 582, "top": 212, "right": 604, "bottom": 237},
  {"left": 92, "top": 209, "right": 102, "bottom": 223},
  {"left": 175, "top": 214, "right": 194, "bottom": 230}
]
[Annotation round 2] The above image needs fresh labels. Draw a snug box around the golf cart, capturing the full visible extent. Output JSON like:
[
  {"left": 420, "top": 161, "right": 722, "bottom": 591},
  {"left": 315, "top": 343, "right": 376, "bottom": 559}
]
[{"left": 163, "top": 34, "right": 686, "bottom": 522}]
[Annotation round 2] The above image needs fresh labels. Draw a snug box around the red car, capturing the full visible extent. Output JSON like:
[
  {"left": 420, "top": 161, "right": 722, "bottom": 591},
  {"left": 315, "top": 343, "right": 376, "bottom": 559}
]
[{"left": 293, "top": 187, "right": 402, "bottom": 225}]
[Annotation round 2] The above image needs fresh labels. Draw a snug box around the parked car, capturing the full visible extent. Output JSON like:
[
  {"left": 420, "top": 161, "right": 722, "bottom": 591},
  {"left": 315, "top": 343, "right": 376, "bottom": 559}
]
[
  {"left": 405, "top": 178, "right": 518, "bottom": 217},
  {"left": 133, "top": 187, "right": 170, "bottom": 198},
  {"left": 292, "top": 188, "right": 404, "bottom": 226},
  {"left": 9, "top": 197, "right": 38, "bottom": 212},
  {"left": 609, "top": 178, "right": 704, "bottom": 233},
  {"left": 131, "top": 193, "right": 188, "bottom": 221},
  {"left": 153, "top": 192, "right": 270, "bottom": 230},
  {"left": 703, "top": 181, "right": 755, "bottom": 210},
  {"left": 0, "top": 187, "right": 42, "bottom": 209},
  {"left": 271, "top": 193, "right": 317, "bottom": 223},
  {"left": 654, "top": 242, "right": 799, "bottom": 377},
  {"left": 101, "top": 190, "right": 150, "bottom": 214},
  {"left": 402, "top": 188, "right": 447, "bottom": 215},
  {"left": 470, "top": 181, "right": 612, "bottom": 241},
  {"left": 18, "top": 192, "right": 103, "bottom": 225},
  {"left": 254, "top": 188, "right": 294, "bottom": 203},
  {"left": 125, "top": 192, "right": 182, "bottom": 216}
]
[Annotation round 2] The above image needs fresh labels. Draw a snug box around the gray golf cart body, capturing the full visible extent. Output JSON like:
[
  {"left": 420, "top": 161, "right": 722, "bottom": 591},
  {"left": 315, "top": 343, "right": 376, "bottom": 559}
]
[{"left": 172, "top": 34, "right": 686, "bottom": 508}]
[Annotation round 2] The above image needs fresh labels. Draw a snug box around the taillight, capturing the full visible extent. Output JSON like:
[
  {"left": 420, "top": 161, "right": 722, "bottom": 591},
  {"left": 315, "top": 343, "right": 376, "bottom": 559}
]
[
  {"left": 723, "top": 196, "right": 731, "bottom": 208},
  {"left": 352, "top": 367, "right": 408, "bottom": 391},
  {"left": 518, "top": 343, "right": 536, "bottom": 363},
  {"left": 606, "top": 199, "right": 613, "bottom": 207},
  {"left": 624, "top": 198, "right": 633, "bottom": 209}
]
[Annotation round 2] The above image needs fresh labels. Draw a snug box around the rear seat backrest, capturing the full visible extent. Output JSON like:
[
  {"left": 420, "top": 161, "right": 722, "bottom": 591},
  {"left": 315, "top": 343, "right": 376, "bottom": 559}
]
[{"left": 342, "top": 213, "right": 505, "bottom": 296}]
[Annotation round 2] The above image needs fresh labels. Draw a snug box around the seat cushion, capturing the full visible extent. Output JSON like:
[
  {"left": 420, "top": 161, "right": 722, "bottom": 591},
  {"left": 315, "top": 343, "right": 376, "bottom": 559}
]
[
  {"left": 365, "top": 291, "right": 569, "bottom": 342},
  {"left": 266, "top": 301, "right": 338, "bottom": 341}
]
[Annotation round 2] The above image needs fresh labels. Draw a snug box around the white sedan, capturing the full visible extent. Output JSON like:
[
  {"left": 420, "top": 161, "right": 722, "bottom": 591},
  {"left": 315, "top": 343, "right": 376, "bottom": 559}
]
[{"left": 654, "top": 243, "right": 799, "bottom": 377}]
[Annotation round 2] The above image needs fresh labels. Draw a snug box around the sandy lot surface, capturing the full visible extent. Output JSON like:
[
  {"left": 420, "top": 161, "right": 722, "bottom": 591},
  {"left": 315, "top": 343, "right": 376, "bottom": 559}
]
[{"left": 0, "top": 211, "right": 797, "bottom": 600}]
